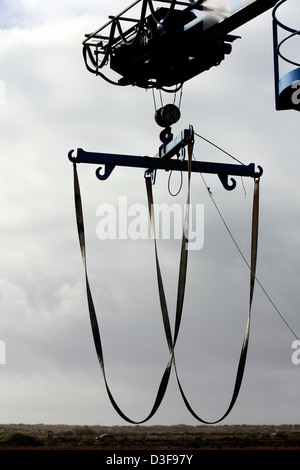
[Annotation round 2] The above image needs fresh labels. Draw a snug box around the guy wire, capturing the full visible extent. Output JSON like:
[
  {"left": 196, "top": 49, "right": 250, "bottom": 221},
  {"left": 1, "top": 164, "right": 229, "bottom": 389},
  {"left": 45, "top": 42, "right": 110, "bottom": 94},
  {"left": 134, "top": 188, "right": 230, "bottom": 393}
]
[{"left": 192, "top": 144, "right": 299, "bottom": 342}]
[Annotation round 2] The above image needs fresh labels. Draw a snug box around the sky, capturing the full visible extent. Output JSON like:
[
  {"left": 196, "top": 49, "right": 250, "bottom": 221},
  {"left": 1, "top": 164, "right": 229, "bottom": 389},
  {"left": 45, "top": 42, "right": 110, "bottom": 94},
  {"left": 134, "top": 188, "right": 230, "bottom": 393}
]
[{"left": 0, "top": 0, "right": 300, "bottom": 427}]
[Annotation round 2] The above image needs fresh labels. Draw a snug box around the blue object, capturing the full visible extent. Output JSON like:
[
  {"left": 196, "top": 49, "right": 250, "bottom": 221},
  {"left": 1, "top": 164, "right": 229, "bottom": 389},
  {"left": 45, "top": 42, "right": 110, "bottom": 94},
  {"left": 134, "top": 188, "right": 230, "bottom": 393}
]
[
  {"left": 278, "top": 68, "right": 300, "bottom": 110},
  {"left": 273, "top": 0, "right": 300, "bottom": 111}
]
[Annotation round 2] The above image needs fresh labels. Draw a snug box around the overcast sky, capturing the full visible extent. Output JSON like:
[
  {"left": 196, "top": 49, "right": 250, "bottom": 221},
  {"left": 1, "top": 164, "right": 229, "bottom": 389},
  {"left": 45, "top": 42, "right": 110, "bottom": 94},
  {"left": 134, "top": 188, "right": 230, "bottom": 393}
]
[{"left": 0, "top": 0, "right": 300, "bottom": 427}]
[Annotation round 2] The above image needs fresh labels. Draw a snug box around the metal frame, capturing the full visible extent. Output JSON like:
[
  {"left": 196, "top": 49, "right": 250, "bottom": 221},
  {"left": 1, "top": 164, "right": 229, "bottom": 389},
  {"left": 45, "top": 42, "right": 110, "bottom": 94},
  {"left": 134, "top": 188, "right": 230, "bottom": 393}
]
[
  {"left": 83, "top": 0, "right": 278, "bottom": 45},
  {"left": 82, "top": 0, "right": 277, "bottom": 89},
  {"left": 272, "top": 0, "right": 300, "bottom": 111},
  {"left": 69, "top": 125, "right": 263, "bottom": 191}
]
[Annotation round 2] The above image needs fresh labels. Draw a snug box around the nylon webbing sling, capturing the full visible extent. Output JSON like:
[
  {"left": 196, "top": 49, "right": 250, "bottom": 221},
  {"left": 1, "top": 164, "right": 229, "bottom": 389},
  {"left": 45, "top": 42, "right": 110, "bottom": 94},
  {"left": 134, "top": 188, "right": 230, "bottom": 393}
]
[
  {"left": 145, "top": 137, "right": 194, "bottom": 355},
  {"left": 73, "top": 162, "right": 173, "bottom": 424},
  {"left": 175, "top": 179, "right": 260, "bottom": 423},
  {"left": 146, "top": 167, "right": 260, "bottom": 423},
  {"left": 73, "top": 146, "right": 260, "bottom": 423}
]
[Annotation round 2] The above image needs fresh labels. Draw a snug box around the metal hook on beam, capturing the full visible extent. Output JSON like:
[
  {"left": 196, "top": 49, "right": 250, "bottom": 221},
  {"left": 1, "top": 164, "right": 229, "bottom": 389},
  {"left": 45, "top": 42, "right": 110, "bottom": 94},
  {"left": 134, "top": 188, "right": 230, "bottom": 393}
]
[
  {"left": 96, "top": 164, "right": 115, "bottom": 180},
  {"left": 68, "top": 127, "right": 263, "bottom": 191},
  {"left": 218, "top": 174, "right": 237, "bottom": 191}
]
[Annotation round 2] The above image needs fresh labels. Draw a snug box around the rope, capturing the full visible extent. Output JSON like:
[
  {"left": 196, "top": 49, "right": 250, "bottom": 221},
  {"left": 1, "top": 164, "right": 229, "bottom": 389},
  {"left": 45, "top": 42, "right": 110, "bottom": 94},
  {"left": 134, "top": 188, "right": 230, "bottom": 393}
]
[
  {"left": 194, "top": 132, "right": 247, "bottom": 195},
  {"left": 194, "top": 131, "right": 245, "bottom": 166},
  {"left": 198, "top": 162, "right": 299, "bottom": 342},
  {"left": 193, "top": 128, "right": 299, "bottom": 341}
]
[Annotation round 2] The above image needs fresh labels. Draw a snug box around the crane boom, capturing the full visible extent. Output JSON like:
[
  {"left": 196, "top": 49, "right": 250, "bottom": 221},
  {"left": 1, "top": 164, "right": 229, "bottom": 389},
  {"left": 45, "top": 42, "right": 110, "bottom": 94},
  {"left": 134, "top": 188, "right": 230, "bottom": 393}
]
[{"left": 83, "top": 0, "right": 278, "bottom": 89}]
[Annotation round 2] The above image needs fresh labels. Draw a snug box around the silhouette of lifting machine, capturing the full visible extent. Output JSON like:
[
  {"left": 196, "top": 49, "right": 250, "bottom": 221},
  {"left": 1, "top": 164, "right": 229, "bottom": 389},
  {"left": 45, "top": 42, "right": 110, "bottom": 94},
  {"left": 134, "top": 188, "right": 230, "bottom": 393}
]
[
  {"left": 69, "top": 1, "right": 298, "bottom": 423},
  {"left": 71, "top": 0, "right": 280, "bottom": 186}
]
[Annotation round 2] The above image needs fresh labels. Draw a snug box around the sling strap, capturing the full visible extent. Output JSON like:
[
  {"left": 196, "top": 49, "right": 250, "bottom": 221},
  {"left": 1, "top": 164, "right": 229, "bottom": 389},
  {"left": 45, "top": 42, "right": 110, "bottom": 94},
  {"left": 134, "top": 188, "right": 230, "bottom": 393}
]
[
  {"left": 145, "top": 137, "right": 193, "bottom": 354},
  {"left": 174, "top": 179, "right": 260, "bottom": 423},
  {"left": 146, "top": 162, "right": 260, "bottom": 423},
  {"left": 72, "top": 142, "right": 260, "bottom": 423},
  {"left": 73, "top": 162, "right": 173, "bottom": 424}
]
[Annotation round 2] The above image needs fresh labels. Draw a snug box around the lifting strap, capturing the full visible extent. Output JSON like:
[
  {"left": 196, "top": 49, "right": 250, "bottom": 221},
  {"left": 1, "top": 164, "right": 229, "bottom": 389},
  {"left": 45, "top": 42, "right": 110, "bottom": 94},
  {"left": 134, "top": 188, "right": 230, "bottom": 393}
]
[
  {"left": 72, "top": 141, "right": 260, "bottom": 423},
  {"left": 145, "top": 137, "right": 193, "bottom": 354},
  {"left": 146, "top": 153, "right": 260, "bottom": 423},
  {"left": 73, "top": 162, "right": 173, "bottom": 424}
]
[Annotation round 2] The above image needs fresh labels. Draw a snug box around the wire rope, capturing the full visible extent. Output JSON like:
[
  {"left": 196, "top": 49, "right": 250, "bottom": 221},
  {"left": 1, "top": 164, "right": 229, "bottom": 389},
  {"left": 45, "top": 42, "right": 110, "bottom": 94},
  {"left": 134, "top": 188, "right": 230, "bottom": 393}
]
[
  {"left": 192, "top": 131, "right": 299, "bottom": 342},
  {"left": 194, "top": 131, "right": 245, "bottom": 166}
]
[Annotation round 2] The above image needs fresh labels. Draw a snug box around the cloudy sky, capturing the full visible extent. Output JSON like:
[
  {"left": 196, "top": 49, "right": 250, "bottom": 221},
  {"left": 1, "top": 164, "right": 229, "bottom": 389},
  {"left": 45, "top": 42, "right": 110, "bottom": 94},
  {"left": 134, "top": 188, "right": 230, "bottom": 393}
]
[{"left": 0, "top": 0, "right": 300, "bottom": 427}]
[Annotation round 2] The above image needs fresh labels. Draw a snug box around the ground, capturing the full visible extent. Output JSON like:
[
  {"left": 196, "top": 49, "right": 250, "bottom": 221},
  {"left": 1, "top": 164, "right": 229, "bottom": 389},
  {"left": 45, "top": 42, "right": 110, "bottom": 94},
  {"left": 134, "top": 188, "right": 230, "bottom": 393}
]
[{"left": 0, "top": 423, "right": 300, "bottom": 451}]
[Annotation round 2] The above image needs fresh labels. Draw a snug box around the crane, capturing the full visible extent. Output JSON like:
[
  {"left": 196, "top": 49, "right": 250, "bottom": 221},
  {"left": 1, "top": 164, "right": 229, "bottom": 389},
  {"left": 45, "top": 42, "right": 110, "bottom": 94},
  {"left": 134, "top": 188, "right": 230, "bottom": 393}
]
[
  {"left": 68, "top": 1, "right": 297, "bottom": 424},
  {"left": 82, "top": 0, "right": 277, "bottom": 90}
]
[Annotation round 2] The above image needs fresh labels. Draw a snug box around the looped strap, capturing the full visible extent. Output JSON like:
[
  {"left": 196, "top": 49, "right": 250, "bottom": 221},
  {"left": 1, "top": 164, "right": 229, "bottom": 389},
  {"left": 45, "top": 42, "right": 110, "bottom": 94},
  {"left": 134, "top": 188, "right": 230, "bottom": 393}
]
[
  {"left": 146, "top": 163, "right": 259, "bottom": 423},
  {"left": 73, "top": 162, "right": 173, "bottom": 424},
  {"left": 72, "top": 141, "right": 260, "bottom": 423}
]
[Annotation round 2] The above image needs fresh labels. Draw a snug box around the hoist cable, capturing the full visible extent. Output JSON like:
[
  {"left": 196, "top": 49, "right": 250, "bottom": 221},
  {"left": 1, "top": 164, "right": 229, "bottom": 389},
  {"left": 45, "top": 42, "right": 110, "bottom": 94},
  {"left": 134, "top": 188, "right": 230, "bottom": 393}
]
[
  {"left": 178, "top": 85, "right": 184, "bottom": 109},
  {"left": 152, "top": 88, "right": 158, "bottom": 112},
  {"left": 159, "top": 89, "right": 164, "bottom": 108}
]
